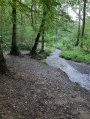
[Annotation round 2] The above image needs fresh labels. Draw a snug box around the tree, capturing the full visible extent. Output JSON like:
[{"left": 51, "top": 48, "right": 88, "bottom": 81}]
[
  {"left": 40, "top": 29, "right": 45, "bottom": 52},
  {"left": 0, "top": 2, "right": 3, "bottom": 42},
  {"left": 80, "top": 0, "right": 87, "bottom": 48},
  {"left": 0, "top": 43, "right": 7, "bottom": 74},
  {"left": 10, "top": 0, "right": 20, "bottom": 55},
  {"left": 30, "top": 0, "right": 59, "bottom": 56},
  {"left": 31, "top": 0, "right": 34, "bottom": 27},
  {"left": 30, "top": 10, "right": 46, "bottom": 56},
  {"left": 75, "top": 0, "right": 81, "bottom": 46}
]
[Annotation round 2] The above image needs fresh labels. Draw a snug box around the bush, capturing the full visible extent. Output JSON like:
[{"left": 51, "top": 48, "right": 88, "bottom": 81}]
[
  {"left": 1, "top": 43, "right": 11, "bottom": 51},
  {"left": 18, "top": 43, "right": 31, "bottom": 50}
]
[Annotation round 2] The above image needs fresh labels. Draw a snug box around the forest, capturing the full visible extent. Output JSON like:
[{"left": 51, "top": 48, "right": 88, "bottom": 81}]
[
  {"left": 0, "top": 0, "right": 90, "bottom": 119},
  {"left": 0, "top": 0, "right": 90, "bottom": 73}
]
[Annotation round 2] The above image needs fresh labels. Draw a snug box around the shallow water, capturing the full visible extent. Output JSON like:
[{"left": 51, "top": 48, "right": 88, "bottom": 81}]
[{"left": 45, "top": 49, "right": 90, "bottom": 90}]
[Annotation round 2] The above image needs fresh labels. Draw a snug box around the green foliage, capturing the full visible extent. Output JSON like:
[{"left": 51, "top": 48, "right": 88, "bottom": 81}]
[
  {"left": 60, "top": 49, "right": 90, "bottom": 64},
  {"left": 35, "top": 52, "right": 48, "bottom": 60},
  {"left": 0, "top": 0, "right": 90, "bottom": 65},
  {"left": 83, "top": 18, "right": 90, "bottom": 51},
  {"left": 18, "top": 43, "right": 31, "bottom": 50},
  {"left": 46, "top": 47, "right": 55, "bottom": 54},
  {"left": 35, "top": 47, "right": 54, "bottom": 60},
  {"left": 39, "top": 60, "right": 47, "bottom": 64},
  {"left": 1, "top": 42, "right": 11, "bottom": 51},
  {"left": 54, "top": 42, "right": 63, "bottom": 49},
  {"left": 83, "top": 38, "right": 90, "bottom": 52},
  {"left": 75, "top": 82, "right": 80, "bottom": 86}
]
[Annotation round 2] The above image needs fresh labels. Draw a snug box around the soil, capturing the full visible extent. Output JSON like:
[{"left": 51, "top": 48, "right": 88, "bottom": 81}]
[
  {"left": 0, "top": 51, "right": 90, "bottom": 119},
  {"left": 67, "top": 60, "right": 90, "bottom": 74}
]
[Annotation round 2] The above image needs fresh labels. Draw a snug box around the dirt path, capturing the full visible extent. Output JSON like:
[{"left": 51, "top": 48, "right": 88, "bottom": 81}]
[
  {"left": 0, "top": 52, "right": 90, "bottom": 119},
  {"left": 45, "top": 49, "right": 90, "bottom": 90}
]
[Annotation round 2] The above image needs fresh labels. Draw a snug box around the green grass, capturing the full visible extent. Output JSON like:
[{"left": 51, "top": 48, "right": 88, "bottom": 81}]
[
  {"left": 36, "top": 52, "right": 48, "bottom": 60},
  {"left": 55, "top": 43, "right": 63, "bottom": 49},
  {"left": 46, "top": 47, "right": 55, "bottom": 54},
  {"left": 36, "top": 49, "right": 53, "bottom": 60},
  {"left": 39, "top": 60, "right": 47, "bottom": 64},
  {"left": 36, "top": 46, "right": 55, "bottom": 60},
  {"left": 75, "top": 82, "right": 80, "bottom": 86},
  {"left": 60, "top": 49, "right": 90, "bottom": 64}
]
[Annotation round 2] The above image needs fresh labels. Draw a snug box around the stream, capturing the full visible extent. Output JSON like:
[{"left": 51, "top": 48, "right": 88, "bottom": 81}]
[{"left": 45, "top": 49, "right": 90, "bottom": 90}]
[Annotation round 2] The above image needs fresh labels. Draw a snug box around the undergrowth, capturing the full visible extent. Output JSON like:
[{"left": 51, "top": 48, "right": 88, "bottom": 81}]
[
  {"left": 36, "top": 47, "right": 54, "bottom": 60},
  {"left": 39, "top": 60, "right": 47, "bottom": 64},
  {"left": 60, "top": 49, "right": 90, "bottom": 64}
]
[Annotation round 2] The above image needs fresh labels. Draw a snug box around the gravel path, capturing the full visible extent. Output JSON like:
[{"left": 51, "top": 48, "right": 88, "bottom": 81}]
[
  {"left": 45, "top": 49, "right": 90, "bottom": 90},
  {"left": 0, "top": 52, "right": 90, "bottom": 119}
]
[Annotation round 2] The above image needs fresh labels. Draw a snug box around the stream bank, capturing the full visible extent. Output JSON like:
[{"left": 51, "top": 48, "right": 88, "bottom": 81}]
[{"left": 45, "top": 49, "right": 90, "bottom": 90}]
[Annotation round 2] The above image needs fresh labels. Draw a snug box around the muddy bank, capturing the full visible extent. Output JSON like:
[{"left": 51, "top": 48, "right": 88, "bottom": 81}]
[
  {"left": 0, "top": 52, "right": 90, "bottom": 119},
  {"left": 45, "top": 49, "right": 90, "bottom": 90}
]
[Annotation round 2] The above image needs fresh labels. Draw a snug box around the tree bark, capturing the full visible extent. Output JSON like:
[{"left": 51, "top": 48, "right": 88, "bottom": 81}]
[
  {"left": 30, "top": 11, "right": 46, "bottom": 56},
  {"left": 56, "top": 23, "right": 58, "bottom": 44},
  {"left": 41, "top": 30, "right": 45, "bottom": 52},
  {"left": 0, "top": 43, "right": 7, "bottom": 74},
  {"left": 34, "top": 0, "right": 37, "bottom": 32},
  {"left": 80, "top": 0, "right": 86, "bottom": 48},
  {"left": 0, "top": 3, "right": 3, "bottom": 42},
  {"left": 75, "top": 2, "right": 81, "bottom": 46},
  {"left": 10, "top": 0, "right": 20, "bottom": 55},
  {"left": 31, "top": 0, "right": 34, "bottom": 27}
]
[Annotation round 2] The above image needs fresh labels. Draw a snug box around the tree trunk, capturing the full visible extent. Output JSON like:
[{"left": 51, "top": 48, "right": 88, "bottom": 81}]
[
  {"left": 31, "top": 0, "right": 34, "bottom": 27},
  {"left": 41, "top": 30, "right": 45, "bottom": 52},
  {"left": 56, "top": 23, "right": 58, "bottom": 45},
  {"left": 80, "top": 0, "right": 86, "bottom": 48},
  {"left": 30, "top": 11, "right": 46, "bottom": 56},
  {"left": 34, "top": 0, "right": 37, "bottom": 32},
  {"left": 0, "top": 3, "right": 3, "bottom": 42},
  {"left": 0, "top": 44, "right": 7, "bottom": 74},
  {"left": 75, "top": 2, "right": 81, "bottom": 46},
  {"left": 10, "top": 0, "right": 20, "bottom": 55}
]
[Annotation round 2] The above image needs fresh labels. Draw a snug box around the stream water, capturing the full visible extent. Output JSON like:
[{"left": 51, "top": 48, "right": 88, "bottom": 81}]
[{"left": 45, "top": 49, "right": 90, "bottom": 90}]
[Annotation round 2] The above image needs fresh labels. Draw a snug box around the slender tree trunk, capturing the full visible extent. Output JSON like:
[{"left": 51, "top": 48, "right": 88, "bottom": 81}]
[
  {"left": 34, "top": 0, "right": 36, "bottom": 24},
  {"left": 1, "top": 20, "right": 3, "bottom": 42},
  {"left": 25, "top": 14, "right": 27, "bottom": 24},
  {"left": 41, "top": 30, "right": 45, "bottom": 52},
  {"left": 0, "top": 43, "right": 7, "bottom": 74},
  {"left": 30, "top": 0, "right": 36, "bottom": 30},
  {"left": 0, "top": 3, "right": 3, "bottom": 42},
  {"left": 75, "top": 2, "right": 81, "bottom": 46},
  {"left": 56, "top": 23, "right": 58, "bottom": 44},
  {"left": 20, "top": 0, "right": 23, "bottom": 26},
  {"left": 30, "top": 32, "right": 40, "bottom": 56},
  {"left": 20, "top": 13, "right": 23, "bottom": 41},
  {"left": 20, "top": 0, "right": 23, "bottom": 41},
  {"left": 66, "top": 2, "right": 68, "bottom": 35},
  {"left": 10, "top": 0, "right": 20, "bottom": 55},
  {"left": 80, "top": 0, "right": 86, "bottom": 48},
  {"left": 30, "top": 12, "right": 46, "bottom": 56},
  {"left": 31, "top": 0, "right": 34, "bottom": 27}
]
